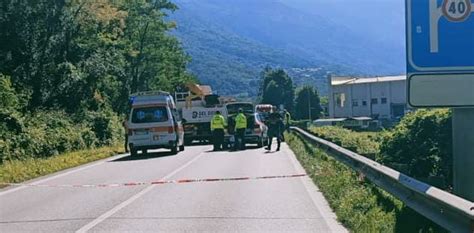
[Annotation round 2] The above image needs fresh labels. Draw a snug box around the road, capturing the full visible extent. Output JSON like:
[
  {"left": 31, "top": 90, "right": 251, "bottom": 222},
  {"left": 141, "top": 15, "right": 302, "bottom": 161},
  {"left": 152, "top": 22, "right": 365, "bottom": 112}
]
[{"left": 0, "top": 142, "right": 347, "bottom": 233}]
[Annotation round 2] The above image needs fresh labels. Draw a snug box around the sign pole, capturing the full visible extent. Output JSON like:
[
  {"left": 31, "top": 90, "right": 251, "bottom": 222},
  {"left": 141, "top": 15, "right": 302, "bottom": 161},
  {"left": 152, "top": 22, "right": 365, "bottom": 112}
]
[{"left": 452, "top": 108, "right": 474, "bottom": 202}]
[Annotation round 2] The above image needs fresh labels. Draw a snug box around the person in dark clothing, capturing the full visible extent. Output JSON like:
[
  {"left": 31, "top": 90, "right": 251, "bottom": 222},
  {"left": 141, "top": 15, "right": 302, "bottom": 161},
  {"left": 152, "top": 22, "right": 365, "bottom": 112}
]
[{"left": 266, "top": 110, "right": 284, "bottom": 151}]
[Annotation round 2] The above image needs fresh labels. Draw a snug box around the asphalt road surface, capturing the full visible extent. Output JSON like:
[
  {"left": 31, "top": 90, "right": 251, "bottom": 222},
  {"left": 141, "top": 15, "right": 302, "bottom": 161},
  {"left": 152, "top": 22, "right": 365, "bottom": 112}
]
[{"left": 0, "top": 142, "right": 347, "bottom": 233}]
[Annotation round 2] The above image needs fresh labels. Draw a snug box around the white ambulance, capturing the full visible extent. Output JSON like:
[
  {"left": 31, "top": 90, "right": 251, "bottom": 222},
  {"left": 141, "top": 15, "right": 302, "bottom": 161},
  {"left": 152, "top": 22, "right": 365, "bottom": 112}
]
[{"left": 127, "top": 91, "right": 184, "bottom": 156}]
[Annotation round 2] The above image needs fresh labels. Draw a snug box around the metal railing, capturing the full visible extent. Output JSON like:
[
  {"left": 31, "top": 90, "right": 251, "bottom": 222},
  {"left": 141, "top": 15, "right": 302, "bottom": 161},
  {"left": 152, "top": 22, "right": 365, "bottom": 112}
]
[{"left": 291, "top": 127, "right": 474, "bottom": 233}]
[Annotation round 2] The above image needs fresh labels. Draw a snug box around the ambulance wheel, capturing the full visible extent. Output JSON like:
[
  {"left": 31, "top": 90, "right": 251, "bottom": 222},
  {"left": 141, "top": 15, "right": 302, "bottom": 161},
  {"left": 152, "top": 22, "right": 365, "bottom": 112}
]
[
  {"left": 171, "top": 142, "right": 178, "bottom": 155},
  {"left": 131, "top": 149, "right": 138, "bottom": 157}
]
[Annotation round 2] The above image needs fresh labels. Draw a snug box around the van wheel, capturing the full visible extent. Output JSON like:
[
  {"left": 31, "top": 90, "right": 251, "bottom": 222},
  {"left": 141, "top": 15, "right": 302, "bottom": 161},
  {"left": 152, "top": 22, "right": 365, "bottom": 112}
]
[
  {"left": 179, "top": 145, "right": 185, "bottom": 151},
  {"left": 171, "top": 142, "right": 178, "bottom": 155},
  {"left": 131, "top": 149, "right": 138, "bottom": 157},
  {"left": 257, "top": 138, "right": 263, "bottom": 148}
]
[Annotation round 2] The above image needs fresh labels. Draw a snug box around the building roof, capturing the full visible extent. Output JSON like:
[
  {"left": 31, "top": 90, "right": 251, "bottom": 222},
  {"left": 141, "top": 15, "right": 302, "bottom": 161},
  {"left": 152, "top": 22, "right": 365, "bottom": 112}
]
[
  {"left": 313, "top": 117, "right": 373, "bottom": 123},
  {"left": 314, "top": 118, "right": 346, "bottom": 123},
  {"left": 331, "top": 75, "right": 406, "bottom": 86}
]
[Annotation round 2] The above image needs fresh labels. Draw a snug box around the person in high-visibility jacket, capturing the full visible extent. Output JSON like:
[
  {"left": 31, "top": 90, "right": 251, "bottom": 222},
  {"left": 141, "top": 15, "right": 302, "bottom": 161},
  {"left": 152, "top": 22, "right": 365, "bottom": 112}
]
[
  {"left": 234, "top": 108, "right": 247, "bottom": 150},
  {"left": 211, "top": 111, "right": 227, "bottom": 151}
]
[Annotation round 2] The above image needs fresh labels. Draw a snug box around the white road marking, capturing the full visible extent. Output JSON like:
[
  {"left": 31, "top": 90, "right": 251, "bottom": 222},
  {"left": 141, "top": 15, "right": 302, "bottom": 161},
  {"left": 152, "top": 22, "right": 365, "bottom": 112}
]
[
  {"left": 75, "top": 150, "right": 206, "bottom": 233},
  {"left": 0, "top": 153, "right": 129, "bottom": 197},
  {"left": 283, "top": 143, "right": 348, "bottom": 233}
]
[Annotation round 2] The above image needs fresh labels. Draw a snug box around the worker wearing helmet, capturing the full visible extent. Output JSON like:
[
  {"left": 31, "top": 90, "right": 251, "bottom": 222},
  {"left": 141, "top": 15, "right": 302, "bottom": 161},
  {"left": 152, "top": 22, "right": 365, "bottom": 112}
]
[
  {"left": 211, "top": 111, "right": 227, "bottom": 151},
  {"left": 234, "top": 108, "right": 247, "bottom": 150}
]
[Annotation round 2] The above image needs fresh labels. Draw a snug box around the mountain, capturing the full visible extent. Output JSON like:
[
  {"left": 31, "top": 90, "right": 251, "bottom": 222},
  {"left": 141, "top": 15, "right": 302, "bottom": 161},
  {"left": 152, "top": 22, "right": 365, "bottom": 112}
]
[
  {"left": 169, "top": 0, "right": 406, "bottom": 97},
  {"left": 169, "top": 3, "right": 316, "bottom": 97},
  {"left": 279, "top": 0, "right": 406, "bottom": 53}
]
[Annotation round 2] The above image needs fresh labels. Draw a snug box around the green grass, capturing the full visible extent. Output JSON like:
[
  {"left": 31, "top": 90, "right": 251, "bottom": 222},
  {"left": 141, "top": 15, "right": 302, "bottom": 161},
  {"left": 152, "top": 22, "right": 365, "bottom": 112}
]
[
  {"left": 308, "top": 126, "right": 382, "bottom": 160},
  {"left": 0, "top": 145, "right": 123, "bottom": 186},
  {"left": 286, "top": 132, "right": 446, "bottom": 233}
]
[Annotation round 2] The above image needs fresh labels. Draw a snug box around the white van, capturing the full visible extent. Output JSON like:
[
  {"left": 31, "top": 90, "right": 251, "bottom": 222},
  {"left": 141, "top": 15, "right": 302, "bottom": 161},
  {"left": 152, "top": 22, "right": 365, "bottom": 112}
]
[{"left": 127, "top": 91, "right": 184, "bottom": 156}]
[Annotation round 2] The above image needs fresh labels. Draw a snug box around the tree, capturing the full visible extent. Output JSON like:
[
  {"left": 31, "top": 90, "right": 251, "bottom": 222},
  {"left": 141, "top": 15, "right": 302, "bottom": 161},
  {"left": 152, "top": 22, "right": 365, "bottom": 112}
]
[
  {"left": 259, "top": 68, "right": 294, "bottom": 111},
  {"left": 294, "top": 85, "right": 322, "bottom": 120},
  {"left": 0, "top": 0, "right": 194, "bottom": 114}
]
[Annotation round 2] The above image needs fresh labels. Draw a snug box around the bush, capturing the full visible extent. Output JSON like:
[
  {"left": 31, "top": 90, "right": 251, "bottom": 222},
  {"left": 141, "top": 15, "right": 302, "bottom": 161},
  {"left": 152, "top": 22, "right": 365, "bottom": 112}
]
[
  {"left": 380, "top": 109, "right": 452, "bottom": 189},
  {"left": 308, "top": 126, "right": 381, "bottom": 158},
  {"left": 0, "top": 108, "right": 124, "bottom": 163},
  {"left": 81, "top": 108, "right": 124, "bottom": 146},
  {"left": 1, "top": 111, "right": 95, "bottom": 161}
]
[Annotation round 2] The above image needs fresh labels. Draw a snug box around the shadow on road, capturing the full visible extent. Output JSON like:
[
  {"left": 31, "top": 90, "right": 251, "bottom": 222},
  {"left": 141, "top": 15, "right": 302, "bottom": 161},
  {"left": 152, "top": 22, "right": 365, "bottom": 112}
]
[
  {"left": 110, "top": 151, "right": 175, "bottom": 162},
  {"left": 204, "top": 145, "right": 265, "bottom": 153}
]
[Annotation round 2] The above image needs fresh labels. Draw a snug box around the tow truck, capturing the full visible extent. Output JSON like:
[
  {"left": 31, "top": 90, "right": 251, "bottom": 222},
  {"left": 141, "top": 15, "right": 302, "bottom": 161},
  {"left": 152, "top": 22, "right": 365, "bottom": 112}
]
[{"left": 175, "top": 84, "right": 233, "bottom": 145}]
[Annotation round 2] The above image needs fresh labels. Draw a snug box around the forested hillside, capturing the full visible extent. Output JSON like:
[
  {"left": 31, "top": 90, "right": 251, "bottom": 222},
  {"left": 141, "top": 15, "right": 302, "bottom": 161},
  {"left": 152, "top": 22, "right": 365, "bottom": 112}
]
[
  {"left": 169, "top": 4, "right": 317, "bottom": 97},
  {"left": 170, "top": 0, "right": 406, "bottom": 97},
  {"left": 0, "top": 0, "right": 193, "bottom": 162}
]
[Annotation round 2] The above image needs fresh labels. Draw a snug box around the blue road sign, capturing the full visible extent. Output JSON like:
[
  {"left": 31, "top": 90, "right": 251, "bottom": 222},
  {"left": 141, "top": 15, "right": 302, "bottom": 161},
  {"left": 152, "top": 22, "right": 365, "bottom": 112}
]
[
  {"left": 407, "top": 0, "right": 474, "bottom": 72},
  {"left": 407, "top": 0, "right": 474, "bottom": 107}
]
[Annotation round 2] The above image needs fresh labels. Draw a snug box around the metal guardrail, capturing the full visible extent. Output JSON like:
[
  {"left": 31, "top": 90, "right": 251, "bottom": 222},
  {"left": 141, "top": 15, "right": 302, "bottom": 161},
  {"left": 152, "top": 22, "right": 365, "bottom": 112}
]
[{"left": 291, "top": 127, "right": 474, "bottom": 233}]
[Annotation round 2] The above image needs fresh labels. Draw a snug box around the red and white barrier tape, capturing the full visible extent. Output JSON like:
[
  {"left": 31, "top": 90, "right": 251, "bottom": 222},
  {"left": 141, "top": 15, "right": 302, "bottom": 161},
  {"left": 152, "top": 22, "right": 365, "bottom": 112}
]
[{"left": 0, "top": 174, "right": 307, "bottom": 188}]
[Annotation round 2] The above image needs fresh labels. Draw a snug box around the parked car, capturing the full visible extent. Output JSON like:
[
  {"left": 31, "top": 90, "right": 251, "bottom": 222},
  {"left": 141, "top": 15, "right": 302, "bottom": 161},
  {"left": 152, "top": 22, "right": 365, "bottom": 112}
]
[{"left": 225, "top": 102, "right": 268, "bottom": 148}]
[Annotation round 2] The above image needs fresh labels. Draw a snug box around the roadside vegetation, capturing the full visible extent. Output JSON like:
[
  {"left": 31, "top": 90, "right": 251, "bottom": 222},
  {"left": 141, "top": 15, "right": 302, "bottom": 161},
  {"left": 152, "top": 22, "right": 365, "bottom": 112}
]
[
  {"left": 304, "top": 109, "right": 452, "bottom": 190},
  {"left": 286, "top": 132, "right": 446, "bottom": 233},
  {"left": 0, "top": 145, "right": 123, "bottom": 186},
  {"left": 0, "top": 1, "right": 193, "bottom": 169},
  {"left": 308, "top": 126, "right": 381, "bottom": 158}
]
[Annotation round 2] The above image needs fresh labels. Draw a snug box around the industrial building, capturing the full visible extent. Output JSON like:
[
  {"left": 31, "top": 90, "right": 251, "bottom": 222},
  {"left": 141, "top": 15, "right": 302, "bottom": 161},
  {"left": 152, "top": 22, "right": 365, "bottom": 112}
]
[{"left": 328, "top": 75, "right": 408, "bottom": 121}]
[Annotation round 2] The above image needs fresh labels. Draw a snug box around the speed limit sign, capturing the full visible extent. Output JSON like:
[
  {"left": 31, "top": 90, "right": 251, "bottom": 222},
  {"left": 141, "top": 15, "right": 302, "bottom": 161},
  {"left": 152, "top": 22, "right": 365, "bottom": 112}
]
[{"left": 442, "top": 0, "right": 472, "bottom": 22}]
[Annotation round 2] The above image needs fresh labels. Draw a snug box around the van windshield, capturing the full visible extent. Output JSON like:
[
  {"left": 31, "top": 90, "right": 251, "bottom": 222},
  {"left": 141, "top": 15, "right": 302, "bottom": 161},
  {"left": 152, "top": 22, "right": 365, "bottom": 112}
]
[{"left": 131, "top": 106, "right": 168, "bottom": 123}]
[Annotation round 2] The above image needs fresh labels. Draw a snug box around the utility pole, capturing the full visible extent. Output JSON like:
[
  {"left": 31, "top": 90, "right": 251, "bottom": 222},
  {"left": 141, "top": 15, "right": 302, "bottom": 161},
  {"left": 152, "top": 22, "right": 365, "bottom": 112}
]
[{"left": 452, "top": 108, "right": 474, "bottom": 201}]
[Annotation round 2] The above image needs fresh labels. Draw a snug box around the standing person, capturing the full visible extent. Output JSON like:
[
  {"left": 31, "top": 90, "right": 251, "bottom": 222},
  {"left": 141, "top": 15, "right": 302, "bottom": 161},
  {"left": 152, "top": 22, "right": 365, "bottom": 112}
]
[
  {"left": 234, "top": 108, "right": 247, "bottom": 151},
  {"left": 266, "top": 108, "right": 283, "bottom": 151},
  {"left": 211, "top": 111, "right": 227, "bottom": 151},
  {"left": 122, "top": 118, "right": 129, "bottom": 153}
]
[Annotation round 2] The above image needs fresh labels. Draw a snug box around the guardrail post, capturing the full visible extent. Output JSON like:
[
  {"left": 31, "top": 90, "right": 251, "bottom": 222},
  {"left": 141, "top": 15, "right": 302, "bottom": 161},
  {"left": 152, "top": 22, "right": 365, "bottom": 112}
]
[{"left": 452, "top": 108, "right": 474, "bottom": 202}]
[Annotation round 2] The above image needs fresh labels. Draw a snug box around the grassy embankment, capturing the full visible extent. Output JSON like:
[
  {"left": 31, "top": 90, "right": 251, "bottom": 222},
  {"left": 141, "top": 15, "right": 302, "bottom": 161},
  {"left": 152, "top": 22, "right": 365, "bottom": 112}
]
[
  {"left": 286, "top": 127, "right": 447, "bottom": 233},
  {"left": 0, "top": 145, "right": 123, "bottom": 187}
]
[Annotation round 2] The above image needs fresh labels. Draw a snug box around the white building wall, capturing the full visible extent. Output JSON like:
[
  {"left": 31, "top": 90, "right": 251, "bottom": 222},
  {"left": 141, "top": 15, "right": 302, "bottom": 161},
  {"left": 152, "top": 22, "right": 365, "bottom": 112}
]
[
  {"left": 351, "top": 83, "right": 370, "bottom": 117},
  {"left": 370, "top": 82, "right": 391, "bottom": 119},
  {"left": 390, "top": 81, "right": 406, "bottom": 104},
  {"left": 329, "top": 78, "right": 407, "bottom": 120},
  {"left": 331, "top": 85, "right": 352, "bottom": 118}
]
